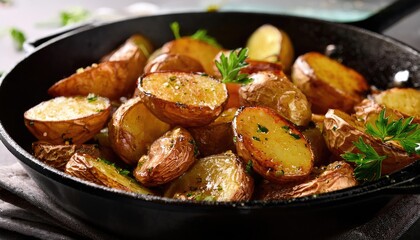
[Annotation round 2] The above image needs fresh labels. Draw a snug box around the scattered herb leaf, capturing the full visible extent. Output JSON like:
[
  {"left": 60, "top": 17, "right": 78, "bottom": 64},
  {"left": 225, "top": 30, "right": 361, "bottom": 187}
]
[
  {"left": 87, "top": 93, "right": 97, "bottom": 102},
  {"left": 252, "top": 136, "right": 261, "bottom": 141},
  {"left": 60, "top": 7, "right": 90, "bottom": 26},
  {"left": 169, "top": 21, "right": 221, "bottom": 47},
  {"left": 257, "top": 124, "right": 269, "bottom": 133},
  {"left": 246, "top": 160, "right": 253, "bottom": 174},
  {"left": 10, "top": 28, "right": 26, "bottom": 51},
  {"left": 170, "top": 22, "right": 181, "bottom": 39},
  {"left": 215, "top": 48, "right": 252, "bottom": 84}
]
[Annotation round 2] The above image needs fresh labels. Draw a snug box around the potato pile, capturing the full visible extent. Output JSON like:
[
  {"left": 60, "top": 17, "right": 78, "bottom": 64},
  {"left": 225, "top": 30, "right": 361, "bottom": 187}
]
[{"left": 24, "top": 24, "right": 420, "bottom": 202}]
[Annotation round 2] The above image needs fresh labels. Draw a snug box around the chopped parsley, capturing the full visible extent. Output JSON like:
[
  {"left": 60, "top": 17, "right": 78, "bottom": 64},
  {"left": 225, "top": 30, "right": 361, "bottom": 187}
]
[
  {"left": 87, "top": 93, "right": 97, "bottom": 102},
  {"left": 215, "top": 48, "right": 253, "bottom": 84},
  {"left": 252, "top": 136, "right": 261, "bottom": 141},
  {"left": 170, "top": 21, "right": 221, "bottom": 47},
  {"left": 257, "top": 124, "right": 269, "bottom": 133},
  {"left": 10, "top": 27, "right": 26, "bottom": 51},
  {"left": 246, "top": 160, "right": 253, "bottom": 174},
  {"left": 60, "top": 7, "right": 90, "bottom": 26}
]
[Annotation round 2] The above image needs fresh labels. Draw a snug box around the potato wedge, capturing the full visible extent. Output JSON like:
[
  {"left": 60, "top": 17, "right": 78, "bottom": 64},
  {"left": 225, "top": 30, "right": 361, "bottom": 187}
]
[
  {"left": 354, "top": 98, "right": 407, "bottom": 126},
  {"left": 302, "top": 126, "right": 330, "bottom": 166},
  {"left": 48, "top": 34, "right": 152, "bottom": 100},
  {"left": 24, "top": 95, "right": 111, "bottom": 145},
  {"left": 188, "top": 107, "right": 237, "bottom": 157},
  {"left": 373, "top": 88, "right": 420, "bottom": 122},
  {"left": 233, "top": 106, "right": 314, "bottom": 183},
  {"left": 144, "top": 53, "right": 204, "bottom": 74},
  {"left": 246, "top": 24, "right": 294, "bottom": 72},
  {"left": 256, "top": 161, "right": 357, "bottom": 200},
  {"left": 108, "top": 97, "right": 171, "bottom": 166},
  {"left": 65, "top": 152, "right": 153, "bottom": 195},
  {"left": 164, "top": 151, "right": 253, "bottom": 201},
  {"left": 323, "top": 109, "right": 418, "bottom": 174},
  {"left": 138, "top": 71, "right": 228, "bottom": 127},
  {"left": 101, "top": 34, "right": 154, "bottom": 62},
  {"left": 161, "top": 37, "right": 222, "bottom": 75},
  {"left": 239, "top": 70, "right": 312, "bottom": 126},
  {"left": 134, "top": 127, "right": 197, "bottom": 186},
  {"left": 291, "top": 52, "right": 368, "bottom": 114},
  {"left": 32, "top": 142, "right": 101, "bottom": 170}
]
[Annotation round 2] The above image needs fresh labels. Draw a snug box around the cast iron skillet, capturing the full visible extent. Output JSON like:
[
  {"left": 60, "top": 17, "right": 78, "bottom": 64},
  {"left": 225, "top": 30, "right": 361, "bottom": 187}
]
[{"left": 1, "top": 0, "right": 420, "bottom": 239}]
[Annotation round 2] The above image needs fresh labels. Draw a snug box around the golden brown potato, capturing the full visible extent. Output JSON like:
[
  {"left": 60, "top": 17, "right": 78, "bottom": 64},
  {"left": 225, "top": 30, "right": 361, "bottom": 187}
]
[
  {"left": 354, "top": 98, "right": 406, "bottom": 127},
  {"left": 138, "top": 71, "right": 228, "bottom": 127},
  {"left": 101, "top": 34, "right": 154, "bottom": 62},
  {"left": 233, "top": 106, "right": 314, "bottom": 183},
  {"left": 108, "top": 97, "right": 171, "bottom": 166},
  {"left": 32, "top": 142, "right": 101, "bottom": 170},
  {"left": 161, "top": 37, "right": 222, "bottom": 76},
  {"left": 65, "top": 152, "right": 153, "bottom": 195},
  {"left": 239, "top": 70, "right": 312, "bottom": 126},
  {"left": 133, "top": 127, "right": 197, "bottom": 186},
  {"left": 256, "top": 161, "right": 357, "bottom": 200},
  {"left": 188, "top": 107, "right": 237, "bottom": 157},
  {"left": 323, "top": 109, "right": 418, "bottom": 175},
  {"left": 24, "top": 95, "right": 111, "bottom": 145},
  {"left": 246, "top": 24, "right": 294, "bottom": 72},
  {"left": 48, "top": 34, "right": 152, "bottom": 100},
  {"left": 144, "top": 53, "right": 204, "bottom": 74},
  {"left": 164, "top": 151, "right": 254, "bottom": 201},
  {"left": 373, "top": 88, "right": 420, "bottom": 122},
  {"left": 291, "top": 52, "right": 368, "bottom": 114}
]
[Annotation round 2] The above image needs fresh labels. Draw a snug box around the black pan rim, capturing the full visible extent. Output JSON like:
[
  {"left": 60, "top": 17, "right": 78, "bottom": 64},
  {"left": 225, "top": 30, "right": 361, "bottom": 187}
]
[{"left": 0, "top": 10, "right": 419, "bottom": 210}]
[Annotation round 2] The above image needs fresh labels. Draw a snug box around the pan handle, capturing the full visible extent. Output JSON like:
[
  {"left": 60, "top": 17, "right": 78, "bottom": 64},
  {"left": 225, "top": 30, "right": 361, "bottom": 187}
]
[
  {"left": 348, "top": 0, "right": 420, "bottom": 33},
  {"left": 23, "top": 22, "right": 95, "bottom": 53}
]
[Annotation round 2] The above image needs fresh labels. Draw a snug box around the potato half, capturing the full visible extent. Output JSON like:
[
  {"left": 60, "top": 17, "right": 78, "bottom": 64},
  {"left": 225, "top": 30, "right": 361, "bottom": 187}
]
[
  {"left": 256, "top": 161, "right": 357, "bottom": 200},
  {"left": 138, "top": 71, "right": 228, "bottom": 127},
  {"left": 323, "top": 109, "right": 418, "bottom": 174},
  {"left": 246, "top": 24, "right": 294, "bottom": 72},
  {"left": 233, "top": 106, "right": 314, "bottom": 183},
  {"left": 161, "top": 37, "right": 222, "bottom": 76},
  {"left": 291, "top": 52, "right": 368, "bottom": 114},
  {"left": 48, "top": 34, "right": 152, "bottom": 100},
  {"left": 239, "top": 70, "right": 312, "bottom": 126},
  {"left": 188, "top": 107, "right": 237, "bottom": 157},
  {"left": 108, "top": 97, "right": 171, "bottom": 166},
  {"left": 133, "top": 127, "right": 197, "bottom": 187},
  {"left": 65, "top": 152, "right": 153, "bottom": 195},
  {"left": 164, "top": 151, "right": 254, "bottom": 202},
  {"left": 144, "top": 53, "right": 204, "bottom": 74},
  {"left": 24, "top": 95, "right": 111, "bottom": 145}
]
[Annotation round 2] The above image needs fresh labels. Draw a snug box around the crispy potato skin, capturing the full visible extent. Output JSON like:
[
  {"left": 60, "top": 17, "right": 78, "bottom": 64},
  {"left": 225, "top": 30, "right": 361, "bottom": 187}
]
[
  {"left": 133, "top": 127, "right": 196, "bottom": 187},
  {"left": 164, "top": 151, "right": 254, "bottom": 201},
  {"left": 256, "top": 161, "right": 357, "bottom": 200},
  {"left": 108, "top": 97, "right": 171, "bottom": 166},
  {"left": 32, "top": 142, "right": 101, "bottom": 170},
  {"left": 138, "top": 72, "right": 228, "bottom": 127},
  {"left": 188, "top": 108, "right": 237, "bottom": 157},
  {"left": 161, "top": 37, "right": 222, "bottom": 76},
  {"left": 48, "top": 35, "right": 152, "bottom": 100},
  {"left": 323, "top": 109, "right": 418, "bottom": 174},
  {"left": 302, "top": 127, "right": 331, "bottom": 167},
  {"left": 233, "top": 106, "right": 314, "bottom": 183},
  {"left": 24, "top": 96, "right": 111, "bottom": 145},
  {"left": 239, "top": 71, "right": 312, "bottom": 126},
  {"left": 291, "top": 52, "right": 368, "bottom": 114},
  {"left": 65, "top": 153, "right": 153, "bottom": 195},
  {"left": 144, "top": 53, "right": 204, "bottom": 74}
]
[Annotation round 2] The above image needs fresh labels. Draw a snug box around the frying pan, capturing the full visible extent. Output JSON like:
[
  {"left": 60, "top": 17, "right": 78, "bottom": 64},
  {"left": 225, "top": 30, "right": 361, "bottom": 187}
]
[{"left": 1, "top": 0, "right": 420, "bottom": 239}]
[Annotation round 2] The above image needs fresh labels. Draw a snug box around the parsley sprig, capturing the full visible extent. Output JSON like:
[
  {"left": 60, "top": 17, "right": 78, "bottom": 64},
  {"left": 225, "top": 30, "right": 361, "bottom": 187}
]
[
  {"left": 170, "top": 21, "right": 221, "bottom": 48},
  {"left": 341, "top": 137, "right": 386, "bottom": 181},
  {"left": 9, "top": 27, "right": 26, "bottom": 51},
  {"left": 215, "top": 48, "right": 253, "bottom": 84},
  {"left": 366, "top": 108, "right": 420, "bottom": 154}
]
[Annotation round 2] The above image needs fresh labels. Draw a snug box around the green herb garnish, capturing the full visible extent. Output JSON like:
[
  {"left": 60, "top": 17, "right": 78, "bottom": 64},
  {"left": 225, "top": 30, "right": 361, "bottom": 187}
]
[
  {"left": 60, "top": 7, "right": 90, "bottom": 26},
  {"left": 10, "top": 28, "right": 26, "bottom": 51},
  {"left": 170, "top": 21, "right": 221, "bottom": 47},
  {"left": 341, "top": 137, "right": 387, "bottom": 181},
  {"left": 257, "top": 124, "right": 269, "bottom": 133},
  {"left": 246, "top": 160, "right": 253, "bottom": 174},
  {"left": 252, "top": 136, "right": 261, "bottom": 141},
  {"left": 366, "top": 108, "right": 420, "bottom": 154},
  {"left": 215, "top": 48, "right": 252, "bottom": 84},
  {"left": 87, "top": 93, "right": 97, "bottom": 102}
]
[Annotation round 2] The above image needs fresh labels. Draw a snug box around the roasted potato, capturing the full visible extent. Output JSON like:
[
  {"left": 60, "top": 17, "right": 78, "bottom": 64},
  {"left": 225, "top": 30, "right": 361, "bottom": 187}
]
[
  {"left": 108, "top": 97, "right": 171, "bottom": 166},
  {"left": 161, "top": 37, "right": 222, "bottom": 76},
  {"left": 233, "top": 106, "right": 314, "bottom": 183},
  {"left": 101, "top": 34, "right": 154, "bottom": 62},
  {"left": 256, "top": 161, "right": 357, "bottom": 200},
  {"left": 323, "top": 109, "right": 418, "bottom": 174},
  {"left": 137, "top": 71, "right": 228, "bottom": 127},
  {"left": 302, "top": 126, "right": 330, "bottom": 166},
  {"left": 24, "top": 95, "right": 111, "bottom": 145},
  {"left": 188, "top": 107, "right": 237, "bottom": 157},
  {"left": 164, "top": 151, "right": 254, "bottom": 201},
  {"left": 134, "top": 127, "right": 197, "bottom": 186},
  {"left": 48, "top": 34, "right": 152, "bottom": 100},
  {"left": 65, "top": 152, "right": 153, "bottom": 195},
  {"left": 144, "top": 53, "right": 204, "bottom": 74},
  {"left": 32, "top": 142, "right": 101, "bottom": 170},
  {"left": 239, "top": 70, "right": 312, "bottom": 126},
  {"left": 373, "top": 88, "right": 420, "bottom": 122},
  {"left": 291, "top": 52, "right": 368, "bottom": 114},
  {"left": 246, "top": 24, "right": 294, "bottom": 72}
]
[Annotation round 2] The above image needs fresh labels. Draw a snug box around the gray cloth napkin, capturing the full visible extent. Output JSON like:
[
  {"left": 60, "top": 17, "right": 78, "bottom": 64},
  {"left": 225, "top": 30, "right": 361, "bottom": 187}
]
[{"left": 0, "top": 162, "right": 419, "bottom": 240}]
